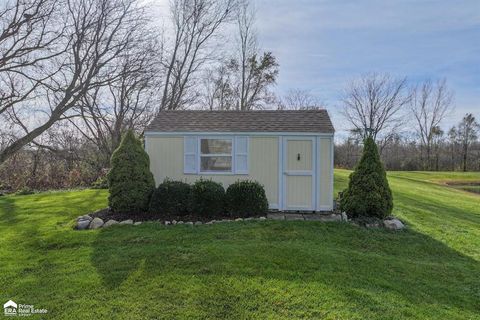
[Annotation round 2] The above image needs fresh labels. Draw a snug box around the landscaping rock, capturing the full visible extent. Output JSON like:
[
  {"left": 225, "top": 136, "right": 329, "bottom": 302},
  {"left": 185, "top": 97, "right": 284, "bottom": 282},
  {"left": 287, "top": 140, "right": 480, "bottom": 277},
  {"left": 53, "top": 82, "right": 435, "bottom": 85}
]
[
  {"left": 186, "top": 222, "right": 194, "bottom": 225},
  {"left": 235, "top": 218, "right": 243, "bottom": 221},
  {"left": 134, "top": 221, "right": 142, "bottom": 225},
  {"left": 383, "top": 218, "right": 405, "bottom": 230},
  {"left": 177, "top": 221, "right": 184, "bottom": 224},
  {"left": 103, "top": 220, "right": 119, "bottom": 227},
  {"left": 244, "top": 217, "right": 254, "bottom": 221},
  {"left": 76, "top": 219, "right": 91, "bottom": 230},
  {"left": 206, "top": 220, "right": 214, "bottom": 224},
  {"left": 172, "top": 220, "right": 177, "bottom": 225},
  {"left": 119, "top": 219, "right": 133, "bottom": 225},
  {"left": 366, "top": 222, "right": 381, "bottom": 228},
  {"left": 89, "top": 217, "right": 104, "bottom": 229},
  {"left": 194, "top": 221, "right": 202, "bottom": 225},
  {"left": 341, "top": 212, "right": 348, "bottom": 222},
  {"left": 164, "top": 221, "right": 171, "bottom": 225},
  {"left": 77, "top": 215, "right": 92, "bottom": 222},
  {"left": 259, "top": 216, "right": 266, "bottom": 220}
]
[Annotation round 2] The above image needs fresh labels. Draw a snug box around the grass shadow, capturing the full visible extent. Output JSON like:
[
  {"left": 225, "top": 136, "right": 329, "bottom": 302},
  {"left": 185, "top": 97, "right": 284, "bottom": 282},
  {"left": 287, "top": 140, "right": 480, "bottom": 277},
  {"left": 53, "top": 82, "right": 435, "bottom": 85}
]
[{"left": 90, "top": 221, "right": 480, "bottom": 317}]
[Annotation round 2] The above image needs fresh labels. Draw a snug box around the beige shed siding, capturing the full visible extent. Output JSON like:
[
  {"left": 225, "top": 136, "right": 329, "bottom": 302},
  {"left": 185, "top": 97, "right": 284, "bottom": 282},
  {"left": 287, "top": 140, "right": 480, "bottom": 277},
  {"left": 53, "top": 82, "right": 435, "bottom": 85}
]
[
  {"left": 318, "top": 137, "right": 333, "bottom": 209},
  {"left": 146, "top": 136, "right": 279, "bottom": 207}
]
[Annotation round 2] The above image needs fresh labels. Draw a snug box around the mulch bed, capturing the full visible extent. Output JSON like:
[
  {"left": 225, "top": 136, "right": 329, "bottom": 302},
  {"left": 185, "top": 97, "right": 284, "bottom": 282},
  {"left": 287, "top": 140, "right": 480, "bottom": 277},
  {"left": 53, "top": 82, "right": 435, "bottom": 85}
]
[{"left": 90, "top": 208, "right": 264, "bottom": 223}]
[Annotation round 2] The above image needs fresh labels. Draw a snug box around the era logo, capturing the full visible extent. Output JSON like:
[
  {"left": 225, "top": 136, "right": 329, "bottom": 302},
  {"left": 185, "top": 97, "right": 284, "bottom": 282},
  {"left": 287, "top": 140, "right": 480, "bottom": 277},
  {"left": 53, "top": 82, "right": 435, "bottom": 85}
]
[{"left": 4, "top": 300, "right": 17, "bottom": 316}]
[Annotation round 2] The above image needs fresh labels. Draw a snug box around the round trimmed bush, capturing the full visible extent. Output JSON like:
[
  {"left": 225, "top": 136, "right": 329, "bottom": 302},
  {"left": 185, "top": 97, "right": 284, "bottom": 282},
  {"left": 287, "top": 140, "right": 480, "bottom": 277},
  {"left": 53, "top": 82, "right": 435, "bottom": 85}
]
[
  {"left": 107, "top": 130, "right": 155, "bottom": 213},
  {"left": 149, "top": 179, "right": 191, "bottom": 216},
  {"left": 191, "top": 179, "right": 225, "bottom": 217},
  {"left": 225, "top": 180, "right": 268, "bottom": 217},
  {"left": 339, "top": 136, "right": 393, "bottom": 219}
]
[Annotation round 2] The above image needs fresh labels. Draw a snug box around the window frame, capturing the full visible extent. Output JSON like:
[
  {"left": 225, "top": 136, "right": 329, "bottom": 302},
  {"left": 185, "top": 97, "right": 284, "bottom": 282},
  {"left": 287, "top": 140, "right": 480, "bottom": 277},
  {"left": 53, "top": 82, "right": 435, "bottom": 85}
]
[{"left": 198, "top": 136, "right": 234, "bottom": 174}]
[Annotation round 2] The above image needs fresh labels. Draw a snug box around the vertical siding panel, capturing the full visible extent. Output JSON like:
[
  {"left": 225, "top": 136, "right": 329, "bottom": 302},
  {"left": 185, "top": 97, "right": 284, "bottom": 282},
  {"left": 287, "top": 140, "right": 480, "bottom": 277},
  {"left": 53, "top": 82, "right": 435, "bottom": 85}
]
[{"left": 146, "top": 136, "right": 279, "bottom": 208}]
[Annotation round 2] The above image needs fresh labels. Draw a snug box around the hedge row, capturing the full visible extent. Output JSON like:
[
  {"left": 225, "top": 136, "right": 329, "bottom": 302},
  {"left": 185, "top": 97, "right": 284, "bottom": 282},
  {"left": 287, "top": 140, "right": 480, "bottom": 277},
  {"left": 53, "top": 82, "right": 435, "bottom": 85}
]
[{"left": 149, "top": 179, "right": 269, "bottom": 218}]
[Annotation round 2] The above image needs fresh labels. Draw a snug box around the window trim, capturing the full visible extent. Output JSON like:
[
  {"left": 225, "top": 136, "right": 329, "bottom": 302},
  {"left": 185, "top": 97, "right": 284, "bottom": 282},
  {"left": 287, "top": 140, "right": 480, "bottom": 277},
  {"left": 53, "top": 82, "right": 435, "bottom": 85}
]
[{"left": 198, "top": 136, "right": 234, "bottom": 174}]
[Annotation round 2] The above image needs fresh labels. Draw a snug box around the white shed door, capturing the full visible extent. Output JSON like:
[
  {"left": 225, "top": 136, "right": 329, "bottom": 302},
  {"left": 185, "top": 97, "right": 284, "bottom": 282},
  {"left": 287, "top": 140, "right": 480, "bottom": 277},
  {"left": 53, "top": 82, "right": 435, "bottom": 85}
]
[{"left": 282, "top": 137, "right": 316, "bottom": 210}]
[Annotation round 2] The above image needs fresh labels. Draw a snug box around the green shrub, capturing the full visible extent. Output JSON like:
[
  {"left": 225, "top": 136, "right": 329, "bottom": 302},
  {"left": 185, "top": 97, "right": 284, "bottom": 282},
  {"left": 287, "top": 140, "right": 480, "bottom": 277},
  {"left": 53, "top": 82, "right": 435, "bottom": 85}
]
[
  {"left": 15, "top": 187, "right": 35, "bottom": 195},
  {"left": 191, "top": 179, "right": 225, "bottom": 217},
  {"left": 339, "top": 136, "right": 393, "bottom": 219},
  {"left": 91, "top": 176, "right": 108, "bottom": 189},
  {"left": 225, "top": 180, "right": 268, "bottom": 217},
  {"left": 149, "top": 179, "right": 191, "bottom": 216},
  {"left": 107, "top": 130, "right": 155, "bottom": 213}
]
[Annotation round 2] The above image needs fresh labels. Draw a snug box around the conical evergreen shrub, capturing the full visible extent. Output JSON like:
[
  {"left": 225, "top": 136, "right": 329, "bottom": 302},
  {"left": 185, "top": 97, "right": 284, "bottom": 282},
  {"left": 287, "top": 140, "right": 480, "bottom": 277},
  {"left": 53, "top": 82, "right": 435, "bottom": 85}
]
[
  {"left": 107, "top": 130, "right": 155, "bottom": 213},
  {"left": 339, "top": 136, "right": 393, "bottom": 219}
]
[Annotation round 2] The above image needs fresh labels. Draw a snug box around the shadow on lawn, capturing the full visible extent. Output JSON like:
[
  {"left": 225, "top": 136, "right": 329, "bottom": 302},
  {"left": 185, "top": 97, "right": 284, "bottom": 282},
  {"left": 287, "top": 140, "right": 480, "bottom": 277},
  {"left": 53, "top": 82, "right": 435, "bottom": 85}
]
[{"left": 90, "top": 221, "right": 480, "bottom": 315}]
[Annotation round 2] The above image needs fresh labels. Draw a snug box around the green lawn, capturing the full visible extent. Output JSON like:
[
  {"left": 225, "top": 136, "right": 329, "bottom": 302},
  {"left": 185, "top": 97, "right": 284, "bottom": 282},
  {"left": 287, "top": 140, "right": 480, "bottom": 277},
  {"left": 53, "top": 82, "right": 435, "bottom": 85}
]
[{"left": 0, "top": 170, "right": 479, "bottom": 319}]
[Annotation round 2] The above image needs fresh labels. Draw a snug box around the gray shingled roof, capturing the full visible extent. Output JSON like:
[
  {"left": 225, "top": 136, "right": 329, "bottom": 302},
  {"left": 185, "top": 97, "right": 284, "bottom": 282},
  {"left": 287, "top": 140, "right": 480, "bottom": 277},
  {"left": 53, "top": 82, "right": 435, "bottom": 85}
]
[{"left": 145, "top": 110, "right": 335, "bottom": 133}]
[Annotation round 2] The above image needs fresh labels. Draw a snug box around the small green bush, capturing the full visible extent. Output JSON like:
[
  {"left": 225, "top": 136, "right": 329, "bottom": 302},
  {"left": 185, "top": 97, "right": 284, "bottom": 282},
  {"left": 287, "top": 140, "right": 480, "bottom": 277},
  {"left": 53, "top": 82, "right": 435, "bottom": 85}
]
[
  {"left": 15, "top": 187, "right": 35, "bottom": 195},
  {"left": 91, "top": 176, "right": 108, "bottom": 189},
  {"left": 107, "top": 130, "right": 155, "bottom": 213},
  {"left": 191, "top": 179, "right": 225, "bottom": 217},
  {"left": 339, "top": 136, "right": 393, "bottom": 219},
  {"left": 149, "top": 179, "right": 191, "bottom": 216},
  {"left": 225, "top": 180, "right": 268, "bottom": 217}
]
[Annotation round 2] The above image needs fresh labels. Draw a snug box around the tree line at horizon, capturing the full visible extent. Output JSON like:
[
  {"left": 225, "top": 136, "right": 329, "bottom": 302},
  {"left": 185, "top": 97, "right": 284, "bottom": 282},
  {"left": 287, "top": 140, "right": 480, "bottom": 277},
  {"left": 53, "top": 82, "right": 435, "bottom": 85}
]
[{"left": 0, "top": 0, "right": 478, "bottom": 192}]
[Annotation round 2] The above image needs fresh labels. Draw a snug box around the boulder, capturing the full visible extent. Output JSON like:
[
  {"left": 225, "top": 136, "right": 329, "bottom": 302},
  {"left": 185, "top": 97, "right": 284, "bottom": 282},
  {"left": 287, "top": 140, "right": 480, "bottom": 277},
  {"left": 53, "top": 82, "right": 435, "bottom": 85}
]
[
  {"left": 383, "top": 218, "right": 405, "bottom": 230},
  {"left": 77, "top": 215, "right": 92, "bottom": 222},
  {"left": 89, "top": 217, "right": 104, "bottom": 229},
  {"left": 103, "top": 220, "right": 119, "bottom": 227},
  {"left": 119, "top": 219, "right": 133, "bottom": 225},
  {"left": 76, "top": 219, "right": 91, "bottom": 230}
]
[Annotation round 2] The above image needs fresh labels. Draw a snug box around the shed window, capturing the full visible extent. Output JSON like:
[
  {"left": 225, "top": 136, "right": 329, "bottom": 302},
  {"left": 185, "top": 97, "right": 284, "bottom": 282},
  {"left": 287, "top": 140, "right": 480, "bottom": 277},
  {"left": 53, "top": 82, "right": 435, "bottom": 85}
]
[{"left": 200, "top": 138, "right": 233, "bottom": 172}]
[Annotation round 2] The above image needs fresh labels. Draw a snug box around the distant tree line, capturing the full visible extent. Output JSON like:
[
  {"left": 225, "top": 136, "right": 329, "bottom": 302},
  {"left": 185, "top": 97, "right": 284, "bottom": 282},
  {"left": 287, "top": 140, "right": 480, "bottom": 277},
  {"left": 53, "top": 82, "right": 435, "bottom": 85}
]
[{"left": 337, "top": 73, "right": 479, "bottom": 171}]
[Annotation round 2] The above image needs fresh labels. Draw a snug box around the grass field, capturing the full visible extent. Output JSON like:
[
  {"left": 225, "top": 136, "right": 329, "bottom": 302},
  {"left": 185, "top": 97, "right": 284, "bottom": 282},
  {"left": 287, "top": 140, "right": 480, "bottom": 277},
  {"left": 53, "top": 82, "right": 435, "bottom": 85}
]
[{"left": 0, "top": 170, "right": 479, "bottom": 319}]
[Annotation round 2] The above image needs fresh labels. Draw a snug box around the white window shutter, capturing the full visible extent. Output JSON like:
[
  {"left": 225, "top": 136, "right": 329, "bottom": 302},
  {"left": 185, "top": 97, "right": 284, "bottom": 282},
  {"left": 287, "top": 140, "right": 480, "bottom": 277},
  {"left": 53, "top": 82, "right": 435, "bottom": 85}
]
[
  {"left": 234, "top": 136, "right": 249, "bottom": 174},
  {"left": 184, "top": 136, "right": 197, "bottom": 174}
]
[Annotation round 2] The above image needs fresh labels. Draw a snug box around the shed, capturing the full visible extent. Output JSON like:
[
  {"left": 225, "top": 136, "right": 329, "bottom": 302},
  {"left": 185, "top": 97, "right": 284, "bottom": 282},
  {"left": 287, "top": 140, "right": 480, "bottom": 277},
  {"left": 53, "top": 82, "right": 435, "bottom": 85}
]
[{"left": 144, "top": 110, "right": 335, "bottom": 212}]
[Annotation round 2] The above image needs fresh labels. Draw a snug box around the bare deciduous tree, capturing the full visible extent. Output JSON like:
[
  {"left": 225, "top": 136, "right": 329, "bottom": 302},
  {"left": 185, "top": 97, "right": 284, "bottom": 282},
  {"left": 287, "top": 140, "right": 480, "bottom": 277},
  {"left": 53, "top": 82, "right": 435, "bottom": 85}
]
[
  {"left": 71, "top": 33, "right": 160, "bottom": 165},
  {"left": 159, "top": 0, "right": 238, "bottom": 110},
  {"left": 341, "top": 73, "right": 410, "bottom": 141},
  {"left": 410, "top": 79, "right": 454, "bottom": 170},
  {"left": 277, "top": 88, "right": 325, "bottom": 110},
  {"left": 0, "top": 0, "right": 149, "bottom": 164},
  {"left": 455, "top": 113, "right": 479, "bottom": 172}
]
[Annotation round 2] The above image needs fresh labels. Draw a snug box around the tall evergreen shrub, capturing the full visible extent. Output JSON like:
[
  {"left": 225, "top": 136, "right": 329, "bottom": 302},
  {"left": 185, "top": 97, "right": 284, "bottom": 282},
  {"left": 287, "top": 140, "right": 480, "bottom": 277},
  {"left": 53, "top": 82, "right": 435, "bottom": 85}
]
[
  {"left": 339, "top": 136, "right": 393, "bottom": 218},
  {"left": 107, "top": 130, "right": 155, "bottom": 213}
]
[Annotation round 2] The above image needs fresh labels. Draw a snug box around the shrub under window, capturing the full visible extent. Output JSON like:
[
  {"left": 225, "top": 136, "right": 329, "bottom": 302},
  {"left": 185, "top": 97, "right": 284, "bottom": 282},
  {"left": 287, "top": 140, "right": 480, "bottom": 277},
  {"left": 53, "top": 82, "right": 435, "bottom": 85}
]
[
  {"left": 191, "top": 179, "right": 225, "bottom": 217},
  {"left": 225, "top": 180, "right": 268, "bottom": 217},
  {"left": 149, "top": 179, "right": 191, "bottom": 216}
]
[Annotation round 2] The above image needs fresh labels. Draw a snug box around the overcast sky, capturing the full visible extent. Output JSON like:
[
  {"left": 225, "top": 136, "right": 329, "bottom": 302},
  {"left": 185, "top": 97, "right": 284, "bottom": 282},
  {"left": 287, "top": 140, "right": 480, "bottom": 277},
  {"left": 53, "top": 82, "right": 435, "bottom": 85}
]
[
  {"left": 153, "top": 0, "right": 479, "bottom": 134},
  {"left": 253, "top": 0, "right": 480, "bottom": 132}
]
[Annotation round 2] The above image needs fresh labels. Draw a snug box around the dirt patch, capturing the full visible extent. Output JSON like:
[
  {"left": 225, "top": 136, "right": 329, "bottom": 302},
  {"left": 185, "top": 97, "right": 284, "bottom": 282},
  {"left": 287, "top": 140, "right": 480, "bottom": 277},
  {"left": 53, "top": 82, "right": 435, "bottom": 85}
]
[{"left": 443, "top": 181, "right": 480, "bottom": 195}]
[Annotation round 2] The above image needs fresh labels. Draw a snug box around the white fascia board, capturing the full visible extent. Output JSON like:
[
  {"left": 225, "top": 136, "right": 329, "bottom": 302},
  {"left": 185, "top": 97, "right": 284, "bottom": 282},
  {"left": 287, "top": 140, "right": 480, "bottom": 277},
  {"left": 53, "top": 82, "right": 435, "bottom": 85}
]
[{"left": 144, "top": 131, "right": 334, "bottom": 137}]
